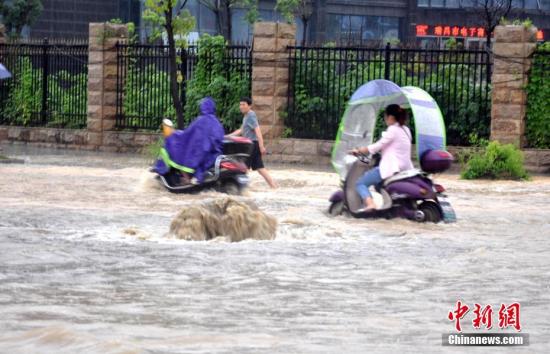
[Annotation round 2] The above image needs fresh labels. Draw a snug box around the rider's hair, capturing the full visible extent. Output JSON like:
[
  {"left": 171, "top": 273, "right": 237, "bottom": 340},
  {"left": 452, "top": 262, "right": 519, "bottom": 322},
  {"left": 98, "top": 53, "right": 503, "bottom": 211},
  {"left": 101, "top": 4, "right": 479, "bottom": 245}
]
[
  {"left": 240, "top": 96, "right": 253, "bottom": 106},
  {"left": 385, "top": 104, "right": 407, "bottom": 125}
]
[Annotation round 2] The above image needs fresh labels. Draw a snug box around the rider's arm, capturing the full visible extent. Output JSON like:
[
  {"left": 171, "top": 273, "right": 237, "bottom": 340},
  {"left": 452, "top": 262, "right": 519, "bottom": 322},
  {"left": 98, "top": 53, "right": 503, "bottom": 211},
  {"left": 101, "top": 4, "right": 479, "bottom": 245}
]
[
  {"left": 367, "top": 126, "right": 396, "bottom": 154},
  {"left": 228, "top": 128, "right": 242, "bottom": 136}
]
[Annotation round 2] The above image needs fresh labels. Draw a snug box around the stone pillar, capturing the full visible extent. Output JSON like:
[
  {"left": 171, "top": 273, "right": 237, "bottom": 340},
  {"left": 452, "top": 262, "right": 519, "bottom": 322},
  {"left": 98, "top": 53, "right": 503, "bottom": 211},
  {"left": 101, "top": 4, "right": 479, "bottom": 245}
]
[
  {"left": 86, "top": 23, "right": 128, "bottom": 148},
  {"left": 490, "top": 25, "right": 538, "bottom": 147},
  {"left": 251, "top": 22, "right": 296, "bottom": 140}
]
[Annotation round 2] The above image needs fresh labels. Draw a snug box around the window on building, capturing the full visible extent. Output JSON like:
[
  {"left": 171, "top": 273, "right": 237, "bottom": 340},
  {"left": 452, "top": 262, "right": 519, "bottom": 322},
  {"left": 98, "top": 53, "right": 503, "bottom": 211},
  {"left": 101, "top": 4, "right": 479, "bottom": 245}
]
[
  {"left": 524, "top": 0, "right": 539, "bottom": 9},
  {"left": 231, "top": 8, "right": 253, "bottom": 43},
  {"left": 460, "top": 0, "right": 477, "bottom": 7},
  {"left": 118, "top": 0, "right": 141, "bottom": 25},
  {"left": 181, "top": 0, "right": 217, "bottom": 38},
  {"left": 231, "top": 8, "right": 302, "bottom": 44},
  {"left": 198, "top": 2, "right": 217, "bottom": 35},
  {"left": 445, "top": 0, "right": 460, "bottom": 8},
  {"left": 184, "top": 0, "right": 199, "bottom": 18},
  {"left": 258, "top": 9, "right": 285, "bottom": 22},
  {"left": 512, "top": 0, "right": 538, "bottom": 9},
  {"left": 419, "top": 0, "right": 485, "bottom": 7},
  {"left": 540, "top": 0, "right": 550, "bottom": 10},
  {"left": 514, "top": 0, "right": 541, "bottom": 8},
  {"left": 327, "top": 14, "right": 400, "bottom": 43},
  {"left": 295, "top": 17, "right": 305, "bottom": 43},
  {"left": 512, "top": 0, "right": 524, "bottom": 8}
]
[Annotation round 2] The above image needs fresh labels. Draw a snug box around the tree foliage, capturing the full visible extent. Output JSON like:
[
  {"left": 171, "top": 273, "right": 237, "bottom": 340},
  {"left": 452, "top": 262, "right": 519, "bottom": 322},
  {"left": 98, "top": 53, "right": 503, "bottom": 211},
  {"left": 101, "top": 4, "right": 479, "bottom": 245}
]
[
  {"left": 462, "top": 0, "right": 513, "bottom": 48},
  {"left": 525, "top": 42, "right": 550, "bottom": 148},
  {"left": 184, "top": 35, "right": 250, "bottom": 132},
  {"left": 143, "top": 0, "right": 195, "bottom": 47},
  {"left": 461, "top": 141, "right": 529, "bottom": 180},
  {"left": 197, "top": 0, "right": 258, "bottom": 41},
  {"left": 275, "top": 0, "right": 312, "bottom": 44},
  {"left": 0, "top": 57, "right": 87, "bottom": 128},
  {"left": 288, "top": 49, "right": 491, "bottom": 144},
  {"left": 0, "top": 0, "right": 43, "bottom": 38},
  {"left": 123, "top": 63, "right": 175, "bottom": 128},
  {"left": 143, "top": 0, "right": 195, "bottom": 128}
]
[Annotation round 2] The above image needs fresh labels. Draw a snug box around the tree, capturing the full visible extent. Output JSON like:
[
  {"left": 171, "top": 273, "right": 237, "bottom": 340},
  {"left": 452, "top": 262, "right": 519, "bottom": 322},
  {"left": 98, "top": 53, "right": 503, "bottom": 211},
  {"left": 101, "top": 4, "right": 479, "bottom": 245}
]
[
  {"left": 465, "top": 0, "right": 513, "bottom": 49},
  {"left": 275, "top": 0, "right": 312, "bottom": 45},
  {"left": 196, "top": 0, "right": 258, "bottom": 42},
  {"left": 143, "top": 0, "right": 195, "bottom": 128},
  {"left": 0, "top": 0, "right": 43, "bottom": 39}
]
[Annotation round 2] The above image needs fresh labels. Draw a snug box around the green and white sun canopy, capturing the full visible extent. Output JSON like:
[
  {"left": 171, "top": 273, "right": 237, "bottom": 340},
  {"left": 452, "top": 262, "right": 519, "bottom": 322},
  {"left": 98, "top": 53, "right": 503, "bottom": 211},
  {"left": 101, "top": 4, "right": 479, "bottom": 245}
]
[{"left": 332, "top": 79, "right": 446, "bottom": 180}]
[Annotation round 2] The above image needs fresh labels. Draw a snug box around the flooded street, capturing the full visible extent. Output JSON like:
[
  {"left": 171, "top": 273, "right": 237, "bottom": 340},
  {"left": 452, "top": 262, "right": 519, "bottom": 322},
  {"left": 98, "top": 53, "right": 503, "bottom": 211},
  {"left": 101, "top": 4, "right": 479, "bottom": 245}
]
[{"left": 1, "top": 145, "right": 549, "bottom": 353}]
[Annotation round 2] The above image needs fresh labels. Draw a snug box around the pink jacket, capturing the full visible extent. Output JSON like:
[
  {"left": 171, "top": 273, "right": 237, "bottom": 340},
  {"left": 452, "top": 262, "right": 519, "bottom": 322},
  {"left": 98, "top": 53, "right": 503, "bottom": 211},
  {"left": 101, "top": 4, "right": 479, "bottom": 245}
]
[{"left": 368, "top": 123, "right": 414, "bottom": 179}]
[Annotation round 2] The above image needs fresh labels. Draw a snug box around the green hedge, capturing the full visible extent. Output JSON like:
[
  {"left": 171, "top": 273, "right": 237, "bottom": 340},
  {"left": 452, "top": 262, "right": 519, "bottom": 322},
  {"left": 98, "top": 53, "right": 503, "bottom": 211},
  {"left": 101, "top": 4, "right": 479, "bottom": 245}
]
[
  {"left": 288, "top": 49, "right": 491, "bottom": 144},
  {"left": 120, "top": 35, "right": 250, "bottom": 131},
  {"left": 0, "top": 57, "right": 87, "bottom": 128},
  {"left": 123, "top": 62, "right": 175, "bottom": 128},
  {"left": 184, "top": 35, "right": 250, "bottom": 132},
  {"left": 461, "top": 141, "right": 529, "bottom": 180},
  {"left": 526, "top": 43, "right": 550, "bottom": 149}
]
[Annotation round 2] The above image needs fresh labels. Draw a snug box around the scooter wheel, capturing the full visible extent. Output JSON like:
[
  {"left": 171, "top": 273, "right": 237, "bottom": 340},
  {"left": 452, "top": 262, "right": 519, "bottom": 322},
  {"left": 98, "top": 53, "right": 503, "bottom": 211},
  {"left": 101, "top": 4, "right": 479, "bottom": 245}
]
[
  {"left": 328, "top": 201, "right": 344, "bottom": 217},
  {"left": 419, "top": 202, "right": 442, "bottom": 223},
  {"left": 222, "top": 180, "right": 241, "bottom": 196}
]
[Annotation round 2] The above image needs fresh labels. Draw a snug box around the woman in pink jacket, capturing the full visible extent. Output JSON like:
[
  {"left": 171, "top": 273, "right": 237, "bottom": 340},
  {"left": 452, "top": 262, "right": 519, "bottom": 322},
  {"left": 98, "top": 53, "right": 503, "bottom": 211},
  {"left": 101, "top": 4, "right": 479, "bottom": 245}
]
[{"left": 350, "top": 104, "right": 414, "bottom": 212}]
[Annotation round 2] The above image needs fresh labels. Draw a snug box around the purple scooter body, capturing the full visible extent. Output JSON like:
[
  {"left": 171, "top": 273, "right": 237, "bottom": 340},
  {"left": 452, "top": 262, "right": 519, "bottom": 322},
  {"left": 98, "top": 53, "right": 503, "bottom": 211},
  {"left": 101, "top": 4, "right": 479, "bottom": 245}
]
[
  {"left": 328, "top": 150, "right": 456, "bottom": 223},
  {"left": 385, "top": 176, "right": 436, "bottom": 200}
]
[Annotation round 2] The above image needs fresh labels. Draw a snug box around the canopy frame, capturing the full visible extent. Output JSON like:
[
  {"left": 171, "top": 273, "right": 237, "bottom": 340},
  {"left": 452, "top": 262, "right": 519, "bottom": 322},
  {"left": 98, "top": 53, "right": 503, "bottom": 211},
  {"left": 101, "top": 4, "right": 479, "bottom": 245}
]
[{"left": 331, "top": 80, "right": 446, "bottom": 180}]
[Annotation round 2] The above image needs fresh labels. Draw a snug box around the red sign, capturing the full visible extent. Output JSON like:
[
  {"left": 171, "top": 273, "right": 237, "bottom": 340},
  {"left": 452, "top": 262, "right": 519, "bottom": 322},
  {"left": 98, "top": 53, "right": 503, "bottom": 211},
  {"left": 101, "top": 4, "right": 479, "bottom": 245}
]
[
  {"left": 452, "top": 26, "right": 460, "bottom": 37},
  {"left": 416, "top": 24, "right": 428, "bottom": 36},
  {"left": 416, "top": 24, "right": 545, "bottom": 41},
  {"left": 477, "top": 27, "right": 486, "bottom": 38}
]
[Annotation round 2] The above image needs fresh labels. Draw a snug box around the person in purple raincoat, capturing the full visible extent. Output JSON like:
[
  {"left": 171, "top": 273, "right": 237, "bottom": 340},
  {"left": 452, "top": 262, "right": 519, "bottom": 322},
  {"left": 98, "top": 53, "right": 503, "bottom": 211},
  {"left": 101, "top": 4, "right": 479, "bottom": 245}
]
[{"left": 154, "top": 97, "right": 225, "bottom": 184}]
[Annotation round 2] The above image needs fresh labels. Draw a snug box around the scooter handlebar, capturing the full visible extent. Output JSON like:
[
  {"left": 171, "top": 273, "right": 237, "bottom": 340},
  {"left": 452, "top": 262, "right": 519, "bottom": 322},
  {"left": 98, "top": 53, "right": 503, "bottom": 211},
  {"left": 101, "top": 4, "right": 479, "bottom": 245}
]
[{"left": 348, "top": 149, "right": 372, "bottom": 163}]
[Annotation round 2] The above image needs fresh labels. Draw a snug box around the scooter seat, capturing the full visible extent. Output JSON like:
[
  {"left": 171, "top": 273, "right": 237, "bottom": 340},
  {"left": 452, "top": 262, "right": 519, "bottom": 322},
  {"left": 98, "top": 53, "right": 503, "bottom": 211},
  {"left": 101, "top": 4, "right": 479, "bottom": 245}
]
[{"left": 383, "top": 169, "right": 423, "bottom": 187}]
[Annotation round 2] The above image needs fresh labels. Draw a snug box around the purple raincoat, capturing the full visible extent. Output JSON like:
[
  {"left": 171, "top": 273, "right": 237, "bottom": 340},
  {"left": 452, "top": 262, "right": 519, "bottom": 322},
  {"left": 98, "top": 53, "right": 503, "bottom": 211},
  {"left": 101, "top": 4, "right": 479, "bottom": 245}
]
[{"left": 155, "top": 97, "right": 225, "bottom": 182}]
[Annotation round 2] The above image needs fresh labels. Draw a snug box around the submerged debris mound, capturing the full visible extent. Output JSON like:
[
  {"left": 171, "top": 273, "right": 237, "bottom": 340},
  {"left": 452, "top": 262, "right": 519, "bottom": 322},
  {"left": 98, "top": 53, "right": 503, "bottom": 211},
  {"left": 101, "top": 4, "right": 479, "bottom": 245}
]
[{"left": 169, "top": 197, "right": 277, "bottom": 242}]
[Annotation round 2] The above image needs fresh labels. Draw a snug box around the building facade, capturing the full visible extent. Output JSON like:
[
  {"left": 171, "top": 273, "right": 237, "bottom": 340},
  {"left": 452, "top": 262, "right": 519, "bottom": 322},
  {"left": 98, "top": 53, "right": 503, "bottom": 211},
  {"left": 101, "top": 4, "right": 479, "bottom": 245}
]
[
  {"left": 19, "top": 0, "right": 549, "bottom": 44},
  {"left": 187, "top": 0, "right": 548, "bottom": 45},
  {"left": 27, "top": 0, "right": 140, "bottom": 39},
  {"left": 412, "top": 0, "right": 549, "bottom": 47},
  {"left": 307, "top": 0, "right": 410, "bottom": 44}
]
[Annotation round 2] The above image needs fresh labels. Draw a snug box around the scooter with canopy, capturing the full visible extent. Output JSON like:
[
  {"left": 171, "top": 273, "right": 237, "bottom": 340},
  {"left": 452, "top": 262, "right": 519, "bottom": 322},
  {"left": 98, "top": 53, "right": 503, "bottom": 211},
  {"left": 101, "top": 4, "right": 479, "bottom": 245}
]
[{"left": 328, "top": 79, "right": 456, "bottom": 223}]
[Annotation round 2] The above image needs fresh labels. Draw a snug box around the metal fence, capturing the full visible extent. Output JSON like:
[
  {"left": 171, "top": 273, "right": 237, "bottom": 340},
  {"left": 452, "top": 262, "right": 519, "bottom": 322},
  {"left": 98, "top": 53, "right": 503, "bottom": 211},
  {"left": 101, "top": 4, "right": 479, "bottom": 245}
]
[
  {"left": 115, "top": 43, "right": 252, "bottom": 130},
  {"left": 0, "top": 39, "right": 89, "bottom": 128},
  {"left": 287, "top": 44, "right": 492, "bottom": 144}
]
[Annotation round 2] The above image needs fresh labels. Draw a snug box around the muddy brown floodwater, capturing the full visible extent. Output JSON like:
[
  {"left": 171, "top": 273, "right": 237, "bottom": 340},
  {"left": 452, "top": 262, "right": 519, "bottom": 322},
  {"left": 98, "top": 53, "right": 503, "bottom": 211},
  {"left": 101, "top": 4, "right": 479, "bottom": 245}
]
[{"left": 1, "top": 144, "right": 549, "bottom": 353}]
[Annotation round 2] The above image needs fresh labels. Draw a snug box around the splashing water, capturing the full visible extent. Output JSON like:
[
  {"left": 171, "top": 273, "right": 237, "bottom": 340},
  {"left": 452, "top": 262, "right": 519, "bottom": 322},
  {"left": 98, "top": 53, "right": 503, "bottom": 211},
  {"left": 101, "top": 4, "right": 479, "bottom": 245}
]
[
  {"left": 169, "top": 197, "right": 277, "bottom": 242},
  {"left": 134, "top": 171, "right": 163, "bottom": 194},
  {"left": 1, "top": 145, "right": 549, "bottom": 353}
]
